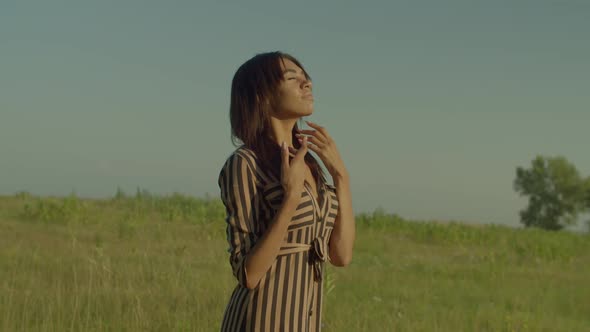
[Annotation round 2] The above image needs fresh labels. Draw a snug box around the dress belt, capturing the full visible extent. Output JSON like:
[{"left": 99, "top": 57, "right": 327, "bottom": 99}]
[{"left": 277, "top": 237, "right": 328, "bottom": 281}]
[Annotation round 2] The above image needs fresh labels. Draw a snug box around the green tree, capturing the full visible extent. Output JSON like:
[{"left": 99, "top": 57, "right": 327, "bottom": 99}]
[
  {"left": 584, "top": 177, "right": 590, "bottom": 207},
  {"left": 514, "top": 155, "right": 588, "bottom": 231},
  {"left": 584, "top": 177, "right": 590, "bottom": 233}
]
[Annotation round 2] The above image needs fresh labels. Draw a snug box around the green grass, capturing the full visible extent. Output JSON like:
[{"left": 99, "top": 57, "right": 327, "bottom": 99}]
[{"left": 1, "top": 190, "right": 589, "bottom": 331}]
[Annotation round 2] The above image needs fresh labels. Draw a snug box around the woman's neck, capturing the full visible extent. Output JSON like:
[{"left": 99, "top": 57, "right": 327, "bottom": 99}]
[{"left": 270, "top": 117, "right": 298, "bottom": 148}]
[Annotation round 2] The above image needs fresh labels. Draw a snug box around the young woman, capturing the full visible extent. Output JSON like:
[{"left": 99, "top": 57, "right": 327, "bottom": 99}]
[{"left": 218, "top": 51, "right": 355, "bottom": 332}]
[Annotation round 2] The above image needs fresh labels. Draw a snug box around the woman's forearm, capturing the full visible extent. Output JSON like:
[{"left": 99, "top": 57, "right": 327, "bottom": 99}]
[
  {"left": 328, "top": 174, "right": 355, "bottom": 267},
  {"left": 243, "top": 193, "right": 299, "bottom": 289}
]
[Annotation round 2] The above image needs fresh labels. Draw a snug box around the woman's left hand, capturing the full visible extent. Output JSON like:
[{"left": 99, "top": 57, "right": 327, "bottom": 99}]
[{"left": 295, "top": 120, "right": 348, "bottom": 180}]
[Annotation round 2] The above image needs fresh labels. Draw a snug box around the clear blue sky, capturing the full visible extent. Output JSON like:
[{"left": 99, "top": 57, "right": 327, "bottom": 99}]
[{"left": 1, "top": 1, "right": 589, "bottom": 228}]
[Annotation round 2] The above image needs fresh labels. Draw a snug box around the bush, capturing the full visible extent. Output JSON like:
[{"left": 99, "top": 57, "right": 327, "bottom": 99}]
[{"left": 20, "top": 192, "right": 89, "bottom": 224}]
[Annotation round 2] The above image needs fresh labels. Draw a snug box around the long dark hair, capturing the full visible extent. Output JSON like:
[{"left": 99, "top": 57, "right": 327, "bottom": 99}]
[{"left": 229, "top": 51, "right": 325, "bottom": 186}]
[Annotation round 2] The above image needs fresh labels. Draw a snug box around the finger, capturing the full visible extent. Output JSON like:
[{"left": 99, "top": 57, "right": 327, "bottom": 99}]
[
  {"left": 305, "top": 121, "right": 332, "bottom": 140},
  {"left": 281, "top": 141, "right": 289, "bottom": 172},
  {"left": 296, "top": 130, "right": 327, "bottom": 143},
  {"left": 298, "top": 135, "right": 325, "bottom": 148},
  {"left": 294, "top": 136, "right": 308, "bottom": 161},
  {"left": 306, "top": 141, "right": 320, "bottom": 154},
  {"left": 288, "top": 146, "right": 297, "bottom": 157}
]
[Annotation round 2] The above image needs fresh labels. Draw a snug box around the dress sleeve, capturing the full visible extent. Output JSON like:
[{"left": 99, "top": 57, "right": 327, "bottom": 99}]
[{"left": 218, "top": 153, "right": 259, "bottom": 288}]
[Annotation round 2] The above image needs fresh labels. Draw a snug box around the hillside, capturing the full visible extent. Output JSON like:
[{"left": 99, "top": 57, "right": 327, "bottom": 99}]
[{"left": 1, "top": 192, "right": 589, "bottom": 331}]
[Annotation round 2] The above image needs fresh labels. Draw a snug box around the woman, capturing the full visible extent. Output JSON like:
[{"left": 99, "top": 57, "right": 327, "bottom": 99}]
[{"left": 218, "top": 51, "right": 355, "bottom": 332}]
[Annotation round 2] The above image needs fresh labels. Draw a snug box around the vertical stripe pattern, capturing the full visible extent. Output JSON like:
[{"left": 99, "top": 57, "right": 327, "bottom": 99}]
[{"left": 218, "top": 146, "right": 339, "bottom": 332}]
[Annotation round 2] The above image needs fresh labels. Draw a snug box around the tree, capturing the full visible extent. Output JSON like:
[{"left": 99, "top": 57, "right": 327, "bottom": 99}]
[
  {"left": 584, "top": 177, "right": 590, "bottom": 233},
  {"left": 584, "top": 177, "right": 590, "bottom": 208},
  {"left": 513, "top": 155, "right": 588, "bottom": 231}
]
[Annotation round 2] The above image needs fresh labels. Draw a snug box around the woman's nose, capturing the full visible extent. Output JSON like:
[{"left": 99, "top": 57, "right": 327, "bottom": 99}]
[{"left": 302, "top": 79, "right": 312, "bottom": 90}]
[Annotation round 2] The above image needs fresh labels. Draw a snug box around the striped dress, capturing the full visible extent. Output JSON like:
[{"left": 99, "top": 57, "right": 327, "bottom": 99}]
[{"left": 218, "top": 146, "right": 339, "bottom": 332}]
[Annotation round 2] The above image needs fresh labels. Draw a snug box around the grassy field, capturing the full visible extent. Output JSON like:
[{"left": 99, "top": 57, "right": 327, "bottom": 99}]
[{"left": 1, "top": 190, "right": 589, "bottom": 331}]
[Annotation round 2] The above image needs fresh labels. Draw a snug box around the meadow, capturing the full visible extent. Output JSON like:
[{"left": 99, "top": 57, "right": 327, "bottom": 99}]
[{"left": 1, "top": 190, "right": 589, "bottom": 331}]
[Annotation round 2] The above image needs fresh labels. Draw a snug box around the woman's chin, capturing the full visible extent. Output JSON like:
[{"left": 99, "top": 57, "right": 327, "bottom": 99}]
[
  {"left": 301, "top": 107, "right": 314, "bottom": 116},
  {"left": 292, "top": 111, "right": 313, "bottom": 119},
  {"left": 280, "top": 107, "right": 313, "bottom": 119}
]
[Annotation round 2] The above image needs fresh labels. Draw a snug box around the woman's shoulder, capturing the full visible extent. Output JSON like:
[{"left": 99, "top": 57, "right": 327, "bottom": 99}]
[
  {"left": 221, "top": 145, "right": 259, "bottom": 169},
  {"left": 219, "top": 145, "right": 273, "bottom": 186}
]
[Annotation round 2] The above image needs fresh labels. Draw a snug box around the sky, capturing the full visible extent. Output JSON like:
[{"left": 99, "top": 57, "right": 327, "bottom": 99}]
[{"left": 1, "top": 0, "right": 589, "bottom": 229}]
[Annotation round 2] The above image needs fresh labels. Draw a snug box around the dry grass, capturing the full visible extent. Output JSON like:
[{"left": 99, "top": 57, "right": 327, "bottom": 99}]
[{"left": 1, "top": 191, "right": 589, "bottom": 331}]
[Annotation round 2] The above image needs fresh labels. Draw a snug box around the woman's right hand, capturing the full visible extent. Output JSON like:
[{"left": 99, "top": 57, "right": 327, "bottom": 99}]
[{"left": 281, "top": 136, "right": 308, "bottom": 200}]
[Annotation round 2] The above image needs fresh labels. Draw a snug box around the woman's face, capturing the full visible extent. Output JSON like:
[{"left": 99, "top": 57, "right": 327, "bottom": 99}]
[{"left": 273, "top": 58, "right": 314, "bottom": 119}]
